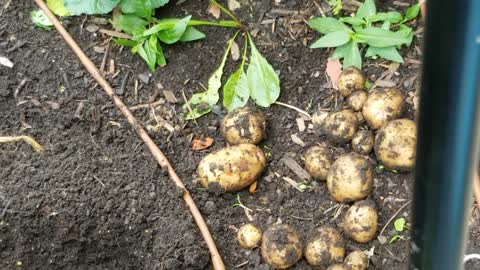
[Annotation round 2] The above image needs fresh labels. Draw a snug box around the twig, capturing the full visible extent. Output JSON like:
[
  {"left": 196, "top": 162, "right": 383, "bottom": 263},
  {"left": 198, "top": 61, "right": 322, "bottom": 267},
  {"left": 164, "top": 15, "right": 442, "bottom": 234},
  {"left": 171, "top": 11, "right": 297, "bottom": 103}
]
[
  {"left": 379, "top": 200, "right": 412, "bottom": 236},
  {"left": 33, "top": 1, "right": 226, "bottom": 269},
  {"left": 99, "top": 29, "right": 132, "bottom": 39},
  {"left": 100, "top": 40, "right": 111, "bottom": 75},
  {"left": 129, "top": 99, "right": 165, "bottom": 111},
  {"left": 274, "top": 101, "right": 312, "bottom": 120},
  {"left": 14, "top": 78, "right": 29, "bottom": 99},
  {"left": 0, "top": 135, "right": 43, "bottom": 152},
  {"left": 93, "top": 175, "right": 106, "bottom": 188}
]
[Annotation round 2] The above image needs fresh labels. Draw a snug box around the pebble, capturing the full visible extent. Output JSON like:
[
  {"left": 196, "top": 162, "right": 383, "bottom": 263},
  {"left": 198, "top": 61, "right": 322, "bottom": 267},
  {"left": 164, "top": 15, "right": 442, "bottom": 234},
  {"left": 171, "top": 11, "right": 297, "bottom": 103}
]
[
  {"left": 138, "top": 73, "right": 150, "bottom": 84},
  {"left": 85, "top": 24, "right": 99, "bottom": 33}
]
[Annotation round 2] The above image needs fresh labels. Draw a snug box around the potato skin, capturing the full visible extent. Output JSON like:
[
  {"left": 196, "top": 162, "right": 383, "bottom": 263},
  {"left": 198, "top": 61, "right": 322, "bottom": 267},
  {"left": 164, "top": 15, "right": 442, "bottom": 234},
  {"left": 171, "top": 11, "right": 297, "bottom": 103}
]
[
  {"left": 304, "top": 227, "right": 345, "bottom": 268},
  {"left": 352, "top": 130, "right": 374, "bottom": 155},
  {"left": 238, "top": 224, "right": 263, "bottom": 249},
  {"left": 324, "top": 110, "right": 359, "bottom": 144},
  {"left": 304, "top": 145, "right": 333, "bottom": 181},
  {"left": 197, "top": 144, "right": 266, "bottom": 192},
  {"left": 261, "top": 224, "right": 303, "bottom": 269},
  {"left": 327, "top": 264, "right": 349, "bottom": 270},
  {"left": 348, "top": 91, "right": 367, "bottom": 111},
  {"left": 374, "top": 119, "right": 417, "bottom": 171},
  {"left": 338, "top": 67, "right": 366, "bottom": 97},
  {"left": 327, "top": 154, "right": 373, "bottom": 203},
  {"left": 362, "top": 88, "right": 404, "bottom": 129},
  {"left": 221, "top": 107, "right": 266, "bottom": 145},
  {"left": 345, "top": 250, "right": 368, "bottom": 270},
  {"left": 344, "top": 200, "right": 378, "bottom": 243}
]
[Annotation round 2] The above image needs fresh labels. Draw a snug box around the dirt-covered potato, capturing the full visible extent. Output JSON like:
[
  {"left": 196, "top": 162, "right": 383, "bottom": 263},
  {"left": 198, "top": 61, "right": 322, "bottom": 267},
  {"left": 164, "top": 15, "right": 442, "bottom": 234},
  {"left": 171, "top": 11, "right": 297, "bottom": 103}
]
[
  {"left": 327, "top": 154, "right": 373, "bottom": 203},
  {"left": 327, "top": 264, "right": 348, "bottom": 270},
  {"left": 221, "top": 107, "right": 266, "bottom": 145},
  {"left": 304, "top": 145, "right": 333, "bottom": 181},
  {"left": 348, "top": 91, "right": 368, "bottom": 111},
  {"left": 304, "top": 227, "right": 345, "bottom": 268},
  {"left": 362, "top": 88, "right": 404, "bottom": 129},
  {"left": 345, "top": 250, "right": 368, "bottom": 270},
  {"left": 356, "top": 111, "right": 365, "bottom": 124},
  {"left": 351, "top": 130, "right": 374, "bottom": 155},
  {"left": 338, "top": 66, "right": 366, "bottom": 97},
  {"left": 344, "top": 201, "right": 378, "bottom": 243},
  {"left": 197, "top": 144, "right": 266, "bottom": 192},
  {"left": 261, "top": 224, "right": 303, "bottom": 269},
  {"left": 375, "top": 119, "right": 417, "bottom": 171},
  {"left": 238, "top": 224, "right": 263, "bottom": 249},
  {"left": 323, "top": 110, "right": 359, "bottom": 144}
]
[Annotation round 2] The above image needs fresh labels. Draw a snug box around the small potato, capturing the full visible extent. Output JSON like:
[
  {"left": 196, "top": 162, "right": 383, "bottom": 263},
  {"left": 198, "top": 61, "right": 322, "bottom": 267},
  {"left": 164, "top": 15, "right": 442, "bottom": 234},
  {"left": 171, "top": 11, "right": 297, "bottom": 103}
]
[
  {"left": 261, "top": 224, "right": 303, "bottom": 269},
  {"left": 323, "top": 110, "right": 359, "bottom": 144},
  {"left": 238, "top": 224, "right": 263, "bottom": 249},
  {"left": 375, "top": 119, "right": 417, "bottom": 171},
  {"left": 327, "top": 264, "right": 349, "bottom": 270},
  {"left": 304, "top": 145, "right": 333, "bottom": 181},
  {"left": 221, "top": 107, "right": 266, "bottom": 145},
  {"left": 344, "top": 200, "right": 378, "bottom": 243},
  {"left": 304, "top": 227, "right": 345, "bottom": 268},
  {"left": 351, "top": 130, "right": 374, "bottom": 155},
  {"left": 197, "top": 144, "right": 266, "bottom": 192},
  {"left": 338, "top": 66, "right": 366, "bottom": 97},
  {"left": 327, "top": 154, "right": 373, "bottom": 203},
  {"left": 356, "top": 111, "right": 365, "bottom": 124},
  {"left": 348, "top": 91, "right": 368, "bottom": 111},
  {"left": 345, "top": 250, "right": 368, "bottom": 270},
  {"left": 362, "top": 88, "right": 404, "bottom": 129}
]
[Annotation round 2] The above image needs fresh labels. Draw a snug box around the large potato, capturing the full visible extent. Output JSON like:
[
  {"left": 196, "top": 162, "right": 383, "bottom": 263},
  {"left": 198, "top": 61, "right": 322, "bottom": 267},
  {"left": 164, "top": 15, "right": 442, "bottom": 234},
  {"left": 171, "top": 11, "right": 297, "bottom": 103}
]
[
  {"left": 362, "top": 88, "right": 404, "bottom": 129},
  {"left": 375, "top": 119, "right": 417, "bottom": 171},
  {"left": 338, "top": 66, "right": 366, "bottom": 97},
  {"left": 327, "top": 154, "right": 373, "bottom": 203},
  {"left": 351, "top": 130, "right": 374, "bottom": 155},
  {"left": 304, "top": 145, "right": 333, "bottom": 181},
  {"left": 197, "top": 144, "right": 266, "bottom": 192},
  {"left": 238, "top": 223, "right": 263, "bottom": 249},
  {"left": 261, "top": 224, "right": 303, "bottom": 269},
  {"left": 323, "top": 110, "right": 359, "bottom": 144},
  {"left": 344, "top": 200, "right": 378, "bottom": 243},
  {"left": 345, "top": 250, "right": 368, "bottom": 270},
  {"left": 221, "top": 107, "right": 266, "bottom": 145},
  {"left": 304, "top": 227, "right": 345, "bottom": 268}
]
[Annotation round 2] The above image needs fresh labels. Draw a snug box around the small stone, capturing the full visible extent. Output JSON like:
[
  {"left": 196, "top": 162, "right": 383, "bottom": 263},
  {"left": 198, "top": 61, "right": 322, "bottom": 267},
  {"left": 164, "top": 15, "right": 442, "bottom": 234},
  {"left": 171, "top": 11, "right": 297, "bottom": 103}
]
[
  {"left": 138, "top": 73, "right": 150, "bottom": 84},
  {"left": 86, "top": 24, "right": 99, "bottom": 33}
]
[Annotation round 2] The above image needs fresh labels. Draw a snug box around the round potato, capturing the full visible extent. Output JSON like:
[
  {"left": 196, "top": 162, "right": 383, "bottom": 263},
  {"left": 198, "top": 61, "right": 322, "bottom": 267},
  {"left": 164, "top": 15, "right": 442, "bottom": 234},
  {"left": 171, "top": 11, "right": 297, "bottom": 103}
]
[
  {"left": 362, "top": 88, "right": 404, "bottom": 129},
  {"left": 351, "top": 130, "right": 374, "bottom": 155},
  {"left": 261, "top": 224, "right": 303, "bottom": 269},
  {"left": 323, "top": 110, "right": 359, "bottom": 144},
  {"left": 338, "top": 66, "right": 366, "bottom": 97},
  {"left": 348, "top": 91, "right": 368, "bottom": 111},
  {"left": 238, "top": 223, "right": 263, "bottom": 249},
  {"left": 197, "top": 144, "right": 266, "bottom": 192},
  {"left": 327, "top": 154, "right": 373, "bottom": 203},
  {"left": 221, "top": 107, "right": 266, "bottom": 145},
  {"left": 344, "top": 200, "right": 378, "bottom": 243},
  {"left": 327, "top": 264, "right": 348, "bottom": 270},
  {"left": 304, "top": 227, "right": 345, "bottom": 268},
  {"left": 374, "top": 119, "right": 417, "bottom": 171},
  {"left": 345, "top": 250, "right": 368, "bottom": 270},
  {"left": 304, "top": 145, "right": 333, "bottom": 181}
]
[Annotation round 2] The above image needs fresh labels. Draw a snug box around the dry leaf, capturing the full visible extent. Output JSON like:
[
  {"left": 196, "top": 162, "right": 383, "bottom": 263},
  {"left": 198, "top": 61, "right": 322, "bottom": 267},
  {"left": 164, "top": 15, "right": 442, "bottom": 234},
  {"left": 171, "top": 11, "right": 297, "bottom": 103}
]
[
  {"left": 231, "top": 41, "right": 240, "bottom": 61},
  {"left": 228, "top": 0, "right": 241, "bottom": 11},
  {"left": 0, "top": 57, "right": 13, "bottom": 68},
  {"left": 207, "top": 3, "right": 221, "bottom": 19},
  {"left": 249, "top": 181, "right": 257, "bottom": 193},
  {"left": 326, "top": 58, "right": 342, "bottom": 89},
  {"left": 192, "top": 136, "right": 214, "bottom": 150},
  {"left": 291, "top": 133, "right": 305, "bottom": 147}
]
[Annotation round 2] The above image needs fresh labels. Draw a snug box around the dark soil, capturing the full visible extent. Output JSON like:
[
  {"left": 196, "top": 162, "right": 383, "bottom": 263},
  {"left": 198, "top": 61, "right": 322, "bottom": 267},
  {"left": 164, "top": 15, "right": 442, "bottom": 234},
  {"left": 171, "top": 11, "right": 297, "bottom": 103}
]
[{"left": 1, "top": 0, "right": 479, "bottom": 269}]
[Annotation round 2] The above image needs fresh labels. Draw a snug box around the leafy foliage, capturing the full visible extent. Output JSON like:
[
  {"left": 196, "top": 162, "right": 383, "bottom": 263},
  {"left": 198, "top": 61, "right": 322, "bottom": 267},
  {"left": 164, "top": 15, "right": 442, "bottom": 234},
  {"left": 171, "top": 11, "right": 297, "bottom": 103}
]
[
  {"left": 31, "top": 10, "right": 53, "bottom": 29},
  {"left": 309, "top": 0, "right": 420, "bottom": 68},
  {"left": 327, "top": 0, "right": 343, "bottom": 16}
]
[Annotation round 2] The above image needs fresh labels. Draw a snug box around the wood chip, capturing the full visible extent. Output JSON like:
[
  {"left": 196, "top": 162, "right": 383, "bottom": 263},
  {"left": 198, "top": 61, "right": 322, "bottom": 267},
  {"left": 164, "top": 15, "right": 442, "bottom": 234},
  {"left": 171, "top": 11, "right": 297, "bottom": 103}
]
[
  {"left": 280, "top": 156, "right": 311, "bottom": 181},
  {"left": 0, "top": 56, "right": 13, "bottom": 68},
  {"left": 192, "top": 136, "right": 214, "bottom": 150},
  {"left": 108, "top": 59, "right": 115, "bottom": 75},
  {"left": 296, "top": 118, "right": 306, "bottom": 132},
  {"left": 99, "top": 29, "right": 131, "bottom": 39},
  {"left": 282, "top": 177, "right": 305, "bottom": 192},
  {"left": 375, "top": 80, "right": 396, "bottom": 88},
  {"left": 163, "top": 90, "right": 178, "bottom": 103},
  {"left": 207, "top": 3, "right": 221, "bottom": 19},
  {"left": 227, "top": 0, "right": 241, "bottom": 11},
  {"left": 291, "top": 133, "right": 306, "bottom": 147},
  {"left": 231, "top": 41, "right": 240, "bottom": 61}
]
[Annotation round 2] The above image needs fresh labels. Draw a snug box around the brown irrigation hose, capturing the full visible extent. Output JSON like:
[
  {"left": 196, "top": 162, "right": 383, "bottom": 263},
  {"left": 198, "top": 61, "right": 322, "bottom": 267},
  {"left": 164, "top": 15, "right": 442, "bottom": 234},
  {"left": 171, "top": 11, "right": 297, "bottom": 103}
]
[{"left": 32, "top": 1, "right": 225, "bottom": 269}]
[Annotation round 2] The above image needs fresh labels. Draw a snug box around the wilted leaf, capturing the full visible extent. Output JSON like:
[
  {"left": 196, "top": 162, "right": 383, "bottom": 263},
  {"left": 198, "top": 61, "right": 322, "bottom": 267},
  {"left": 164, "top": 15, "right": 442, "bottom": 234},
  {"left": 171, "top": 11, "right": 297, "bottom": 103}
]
[
  {"left": 208, "top": 3, "right": 221, "bottom": 19},
  {"left": 192, "top": 136, "right": 214, "bottom": 150},
  {"left": 47, "top": 0, "right": 71, "bottom": 16},
  {"left": 326, "top": 58, "right": 342, "bottom": 89}
]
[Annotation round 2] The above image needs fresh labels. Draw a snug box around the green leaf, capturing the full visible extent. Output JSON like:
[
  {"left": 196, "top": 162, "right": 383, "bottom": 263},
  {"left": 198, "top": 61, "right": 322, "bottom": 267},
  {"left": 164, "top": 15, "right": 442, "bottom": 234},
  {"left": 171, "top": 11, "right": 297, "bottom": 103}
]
[
  {"left": 381, "top": 21, "right": 391, "bottom": 30},
  {"left": 388, "top": 234, "right": 406, "bottom": 244},
  {"left": 31, "top": 10, "right": 53, "bottom": 29},
  {"left": 356, "top": 0, "right": 376, "bottom": 20},
  {"left": 394, "top": 218, "right": 406, "bottom": 232},
  {"left": 47, "top": 0, "right": 71, "bottom": 16},
  {"left": 355, "top": 27, "right": 411, "bottom": 47},
  {"left": 180, "top": 27, "right": 206, "bottom": 42},
  {"left": 327, "top": 0, "right": 343, "bottom": 15},
  {"left": 331, "top": 44, "right": 347, "bottom": 60},
  {"left": 397, "top": 25, "right": 414, "bottom": 46},
  {"left": 155, "top": 43, "right": 166, "bottom": 67},
  {"left": 63, "top": 0, "right": 120, "bottom": 15},
  {"left": 366, "top": 46, "right": 404, "bottom": 62},
  {"left": 308, "top": 17, "right": 351, "bottom": 34},
  {"left": 310, "top": 31, "right": 350, "bottom": 48},
  {"left": 405, "top": 3, "right": 420, "bottom": 21},
  {"left": 223, "top": 41, "right": 249, "bottom": 111},
  {"left": 113, "top": 38, "right": 138, "bottom": 47},
  {"left": 137, "top": 36, "right": 158, "bottom": 72},
  {"left": 368, "top": 12, "right": 403, "bottom": 23},
  {"left": 119, "top": 0, "right": 169, "bottom": 18},
  {"left": 157, "top": 16, "right": 191, "bottom": 44},
  {"left": 339, "top": 17, "right": 365, "bottom": 26},
  {"left": 342, "top": 41, "right": 361, "bottom": 68},
  {"left": 112, "top": 14, "right": 148, "bottom": 35}
]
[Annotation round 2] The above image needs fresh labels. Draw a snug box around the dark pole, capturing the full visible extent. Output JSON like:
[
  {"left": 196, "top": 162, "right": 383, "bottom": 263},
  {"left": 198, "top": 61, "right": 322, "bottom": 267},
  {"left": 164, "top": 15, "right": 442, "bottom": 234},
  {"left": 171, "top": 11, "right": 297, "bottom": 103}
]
[{"left": 409, "top": 0, "right": 480, "bottom": 269}]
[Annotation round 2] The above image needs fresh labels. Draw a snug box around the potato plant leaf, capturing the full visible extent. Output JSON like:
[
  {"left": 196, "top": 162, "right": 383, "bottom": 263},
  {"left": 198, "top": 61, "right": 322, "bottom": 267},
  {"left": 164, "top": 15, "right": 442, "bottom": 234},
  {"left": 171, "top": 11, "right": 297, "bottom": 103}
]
[
  {"left": 31, "top": 10, "right": 53, "bottom": 29},
  {"left": 113, "top": 38, "right": 139, "bottom": 47},
  {"left": 366, "top": 46, "right": 403, "bottom": 63},
  {"left": 223, "top": 40, "right": 249, "bottom": 111},
  {"left": 119, "top": 0, "right": 169, "bottom": 18},
  {"left": 394, "top": 217, "right": 406, "bottom": 232},
  {"left": 63, "top": 0, "right": 121, "bottom": 15},
  {"left": 179, "top": 27, "right": 206, "bottom": 42},
  {"left": 47, "top": 0, "right": 71, "bottom": 16},
  {"left": 310, "top": 31, "right": 350, "bottom": 48},
  {"left": 339, "top": 17, "right": 365, "bottom": 26},
  {"left": 368, "top": 12, "right": 403, "bottom": 23},
  {"left": 405, "top": 3, "right": 420, "bottom": 21},
  {"left": 356, "top": 0, "right": 376, "bottom": 20},
  {"left": 355, "top": 27, "right": 411, "bottom": 47},
  {"left": 137, "top": 35, "right": 159, "bottom": 72},
  {"left": 342, "top": 41, "right": 362, "bottom": 68},
  {"left": 157, "top": 16, "right": 191, "bottom": 44},
  {"left": 112, "top": 14, "right": 149, "bottom": 35},
  {"left": 308, "top": 17, "right": 351, "bottom": 34}
]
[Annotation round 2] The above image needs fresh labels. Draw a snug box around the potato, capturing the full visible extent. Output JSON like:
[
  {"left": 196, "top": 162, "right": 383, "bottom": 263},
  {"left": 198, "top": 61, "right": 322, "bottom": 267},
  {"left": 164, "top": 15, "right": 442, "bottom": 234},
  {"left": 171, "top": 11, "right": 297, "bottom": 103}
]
[
  {"left": 362, "top": 88, "right": 404, "bottom": 129},
  {"left": 327, "top": 154, "right": 373, "bottom": 203},
  {"left": 344, "top": 200, "right": 378, "bottom": 243},
  {"left": 356, "top": 111, "right": 365, "bottom": 124},
  {"left": 374, "top": 119, "right": 417, "bottom": 171},
  {"left": 348, "top": 91, "right": 367, "bottom": 111},
  {"left": 304, "top": 145, "right": 333, "bottom": 181},
  {"left": 304, "top": 227, "right": 345, "bottom": 268},
  {"left": 221, "top": 107, "right": 266, "bottom": 145},
  {"left": 261, "top": 224, "right": 303, "bottom": 269},
  {"left": 351, "top": 130, "right": 374, "bottom": 155},
  {"left": 338, "top": 66, "right": 366, "bottom": 97},
  {"left": 345, "top": 250, "right": 368, "bottom": 270},
  {"left": 197, "top": 144, "right": 266, "bottom": 192},
  {"left": 323, "top": 110, "right": 359, "bottom": 144},
  {"left": 238, "top": 224, "right": 263, "bottom": 249},
  {"left": 327, "top": 264, "right": 348, "bottom": 270}
]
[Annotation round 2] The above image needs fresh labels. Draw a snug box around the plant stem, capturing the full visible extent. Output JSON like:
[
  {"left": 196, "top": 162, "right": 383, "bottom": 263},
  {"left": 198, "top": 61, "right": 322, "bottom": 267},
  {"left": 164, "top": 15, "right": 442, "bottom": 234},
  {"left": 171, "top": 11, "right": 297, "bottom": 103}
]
[
  {"left": 209, "top": 0, "right": 242, "bottom": 25},
  {"left": 189, "top": 19, "right": 240, "bottom": 28}
]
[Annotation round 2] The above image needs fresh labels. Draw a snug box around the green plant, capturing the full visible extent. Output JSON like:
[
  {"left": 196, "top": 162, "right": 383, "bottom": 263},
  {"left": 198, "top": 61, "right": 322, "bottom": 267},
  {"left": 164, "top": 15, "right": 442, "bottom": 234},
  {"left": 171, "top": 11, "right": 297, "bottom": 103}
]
[
  {"left": 309, "top": 0, "right": 420, "bottom": 68},
  {"left": 31, "top": 10, "right": 53, "bottom": 29},
  {"left": 389, "top": 217, "right": 409, "bottom": 244},
  {"left": 327, "top": 0, "right": 343, "bottom": 16}
]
